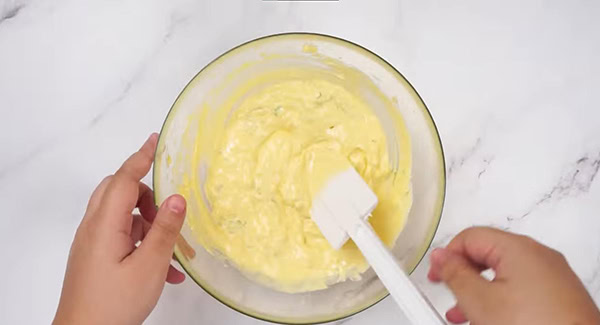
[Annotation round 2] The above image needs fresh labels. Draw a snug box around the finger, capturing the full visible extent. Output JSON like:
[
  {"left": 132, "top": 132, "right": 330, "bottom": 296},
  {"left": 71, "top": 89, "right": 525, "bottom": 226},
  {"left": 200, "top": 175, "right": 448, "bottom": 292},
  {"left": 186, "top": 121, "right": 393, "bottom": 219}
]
[
  {"left": 445, "top": 226, "right": 515, "bottom": 278},
  {"left": 166, "top": 265, "right": 186, "bottom": 284},
  {"left": 84, "top": 176, "right": 113, "bottom": 219},
  {"left": 97, "top": 134, "right": 158, "bottom": 233},
  {"left": 131, "top": 214, "right": 152, "bottom": 244},
  {"left": 131, "top": 215, "right": 185, "bottom": 284},
  {"left": 432, "top": 248, "right": 490, "bottom": 294},
  {"left": 138, "top": 183, "right": 157, "bottom": 223},
  {"left": 115, "top": 133, "right": 158, "bottom": 182},
  {"left": 130, "top": 195, "right": 186, "bottom": 270},
  {"left": 431, "top": 248, "right": 495, "bottom": 323},
  {"left": 445, "top": 305, "right": 468, "bottom": 324},
  {"left": 428, "top": 251, "right": 487, "bottom": 282},
  {"left": 131, "top": 214, "right": 146, "bottom": 244}
]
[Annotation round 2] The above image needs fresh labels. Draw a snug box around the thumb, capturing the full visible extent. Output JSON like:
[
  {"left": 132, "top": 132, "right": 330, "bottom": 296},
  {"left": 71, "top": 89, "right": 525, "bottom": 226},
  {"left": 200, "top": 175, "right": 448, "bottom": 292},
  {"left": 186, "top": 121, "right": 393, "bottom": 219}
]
[
  {"left": 431, "top": 248, "right": 495, "bottom": 322},
  {"left": 133, "top": 194, "right": 186, "bottom": 266}
]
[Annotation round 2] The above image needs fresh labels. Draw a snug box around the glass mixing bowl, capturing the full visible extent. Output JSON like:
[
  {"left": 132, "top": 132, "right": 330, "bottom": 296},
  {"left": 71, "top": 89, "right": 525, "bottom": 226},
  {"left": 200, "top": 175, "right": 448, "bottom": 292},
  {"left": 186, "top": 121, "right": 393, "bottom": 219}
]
[{"left": 153, "top": 33, "right": 445, "bottom": 324}]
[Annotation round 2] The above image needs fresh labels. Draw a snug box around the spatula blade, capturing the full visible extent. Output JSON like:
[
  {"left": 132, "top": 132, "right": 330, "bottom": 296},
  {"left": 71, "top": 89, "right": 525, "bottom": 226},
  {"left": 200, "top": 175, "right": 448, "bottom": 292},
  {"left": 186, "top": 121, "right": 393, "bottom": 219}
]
[{"left": 310, "top": 167, "right": 378, "bottom": 250}]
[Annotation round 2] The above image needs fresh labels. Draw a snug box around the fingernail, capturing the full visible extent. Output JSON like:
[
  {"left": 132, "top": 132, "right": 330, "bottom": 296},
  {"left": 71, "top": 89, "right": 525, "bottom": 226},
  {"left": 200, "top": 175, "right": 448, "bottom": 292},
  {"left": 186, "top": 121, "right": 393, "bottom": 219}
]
[
  {"left": 431, "top": 248, "right": 449, "bottom": 265},
  {"left": 142, "top": 133, "right": 159, "bottom": 148},
  {"left": 167, "top": 195, "right": 186, "bottom": 214}
]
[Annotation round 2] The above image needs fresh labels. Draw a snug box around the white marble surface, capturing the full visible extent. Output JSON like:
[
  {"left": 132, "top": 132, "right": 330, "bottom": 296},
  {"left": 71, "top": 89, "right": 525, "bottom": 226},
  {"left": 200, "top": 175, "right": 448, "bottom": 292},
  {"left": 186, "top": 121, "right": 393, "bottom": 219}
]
[{"left": 1, "top": 0, "right": 600, "bottom": 324}]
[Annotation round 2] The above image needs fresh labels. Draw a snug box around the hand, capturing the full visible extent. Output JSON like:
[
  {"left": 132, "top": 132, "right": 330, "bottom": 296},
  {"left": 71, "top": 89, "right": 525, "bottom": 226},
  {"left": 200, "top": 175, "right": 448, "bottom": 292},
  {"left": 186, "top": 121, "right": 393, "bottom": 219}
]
[
  {"left": 428, "top": 227, "right": 600, "bottom": 325},
  {"left": 53, "top": 134, "right": 187, "bottom": 325}
]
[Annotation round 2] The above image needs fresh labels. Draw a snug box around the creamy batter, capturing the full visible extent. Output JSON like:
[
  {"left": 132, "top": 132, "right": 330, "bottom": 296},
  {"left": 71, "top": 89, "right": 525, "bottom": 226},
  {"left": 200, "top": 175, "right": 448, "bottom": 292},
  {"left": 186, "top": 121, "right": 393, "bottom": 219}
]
[{"left": 179, "top": 60, "right": 412, "bottom": 293}]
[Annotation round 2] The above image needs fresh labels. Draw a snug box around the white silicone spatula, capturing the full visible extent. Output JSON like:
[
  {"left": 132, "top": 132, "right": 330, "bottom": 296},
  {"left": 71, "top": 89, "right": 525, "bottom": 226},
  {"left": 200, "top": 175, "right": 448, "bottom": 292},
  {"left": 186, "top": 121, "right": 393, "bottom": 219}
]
[{"left": 310, "top": 165, "right": 445, "bottom": 325}]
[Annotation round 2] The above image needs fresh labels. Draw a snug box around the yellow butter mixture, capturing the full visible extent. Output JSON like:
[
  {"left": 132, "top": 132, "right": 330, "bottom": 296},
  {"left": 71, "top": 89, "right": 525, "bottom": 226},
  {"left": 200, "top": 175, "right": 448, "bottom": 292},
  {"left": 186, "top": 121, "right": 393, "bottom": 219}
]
[{"left": 180, "top": 68, "right": 412, "bottom": 293}]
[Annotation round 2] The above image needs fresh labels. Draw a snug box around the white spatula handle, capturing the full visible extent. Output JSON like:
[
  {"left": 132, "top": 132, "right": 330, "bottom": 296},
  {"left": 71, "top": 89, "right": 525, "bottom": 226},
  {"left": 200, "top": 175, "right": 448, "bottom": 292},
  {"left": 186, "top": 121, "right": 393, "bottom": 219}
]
[{"left": 349, "top": 219, "right": 445, "bottom": 324}]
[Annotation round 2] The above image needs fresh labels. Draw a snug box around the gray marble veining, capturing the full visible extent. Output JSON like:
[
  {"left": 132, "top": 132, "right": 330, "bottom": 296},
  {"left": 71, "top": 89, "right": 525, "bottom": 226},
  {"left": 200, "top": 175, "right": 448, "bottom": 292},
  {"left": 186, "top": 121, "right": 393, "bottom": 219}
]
[{"left": 1, "top": 0, "right": 600, "bottom": 324}]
